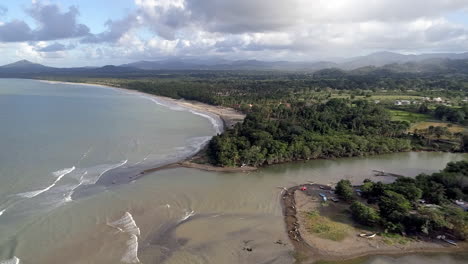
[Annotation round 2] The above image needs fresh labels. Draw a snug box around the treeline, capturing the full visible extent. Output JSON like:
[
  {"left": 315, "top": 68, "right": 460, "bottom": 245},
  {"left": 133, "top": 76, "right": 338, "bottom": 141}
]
[
  {"left": 39, "top": 68, "right": 468, "bottom": 109},
  {"left": 336, "top": 161, "right": 468, "bottom": 240},
  {"left": 434, "top": 105, "right": 468, "bottom": 124},
  {"left": 208, "top": 99, "right": 411, "bottom": 166}
]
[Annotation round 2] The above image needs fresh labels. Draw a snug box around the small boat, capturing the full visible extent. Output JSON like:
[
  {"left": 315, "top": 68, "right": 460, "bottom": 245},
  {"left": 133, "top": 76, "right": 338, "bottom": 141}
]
[
  {"left": 359, "top": 233, "right": 376, "bottom": 238},
  {"left": 319, "top": 193, "right": 327, "bottom": 201},
  {"left": 443, "top": 239, "right": 458, "bottom": 246}
]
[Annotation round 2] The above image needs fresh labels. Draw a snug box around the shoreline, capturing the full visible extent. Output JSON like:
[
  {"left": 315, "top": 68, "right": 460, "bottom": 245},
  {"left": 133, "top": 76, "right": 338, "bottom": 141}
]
[
  {"left": 281, "top": 184, "right": 468, "bottom": 263},
  {"left": 38, "top": 79, "right": 253, "bottom": 174},
  {"left": 38, "top": 79, "right": 245, "bottom": 130}
]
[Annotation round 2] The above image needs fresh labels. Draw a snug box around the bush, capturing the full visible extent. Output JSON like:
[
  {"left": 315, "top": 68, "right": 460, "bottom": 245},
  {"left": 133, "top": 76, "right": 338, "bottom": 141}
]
[
  {"left": 350, "top": 201, "right": 380, "bottom": 226},
  {"left": 378, "top": 190, "right": 411, "bottom": 222},
  {"left": 335, "top": 180, "right": 355, "bottom": 201}
]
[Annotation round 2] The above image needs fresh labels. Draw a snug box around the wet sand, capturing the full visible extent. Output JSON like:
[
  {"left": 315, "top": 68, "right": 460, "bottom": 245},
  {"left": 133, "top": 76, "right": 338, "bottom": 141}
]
[{"left": 281, "top": 184, "right": 468, "bottom": 263}]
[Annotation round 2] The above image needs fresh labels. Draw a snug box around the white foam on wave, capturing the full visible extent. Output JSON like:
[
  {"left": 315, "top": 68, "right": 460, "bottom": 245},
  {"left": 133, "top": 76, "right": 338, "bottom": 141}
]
[
  {"left": 81, "top": 160, "right": 127, "bottom": 185},
  {"left": 121, "top": 234, "right": 140, "bottom": 263},
  {"left": 145, "top": 96, "right": 186, "bottom": 111},
  {"left": 188, "top": 110, "right": 223, "bottom": 134},
  {"left": 108, "top": 212, "right": 141, "bottom": 263},
  {"left": 98, "top": 160, "right": 128, "bottom": 178},
  {"left": 108, "top": 212, "right": 141, "bottom": 236},
  {"left": 63, "top": 171, "right": 89, "bottom": 202},
  {"left": 142, "top": 94, "right": 223, "bottom": 134},
  {"left": 18, "top": 167, "right": 75, "bottom": 198},
  {"left": 0, "top": 256, "right": 20, "bottom": 264},
  {"left": 0, "top": 209, "right": 5, "bottom": 216},
  {"left": 180, "top": 210, "right": 195, "bottom": 222}
]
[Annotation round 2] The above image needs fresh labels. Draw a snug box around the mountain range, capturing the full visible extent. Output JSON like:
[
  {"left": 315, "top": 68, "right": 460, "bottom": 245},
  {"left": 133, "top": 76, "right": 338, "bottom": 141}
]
[{"left": 1, "top": 51, "right": 468, "bottom": 75}]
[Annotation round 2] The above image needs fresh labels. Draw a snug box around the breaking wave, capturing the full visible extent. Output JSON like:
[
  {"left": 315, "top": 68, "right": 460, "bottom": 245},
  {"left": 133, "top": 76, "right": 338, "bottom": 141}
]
[
  {"left": 18, "top": 167, "right": 75, "bottom": 198},
  {"left": 143, "top": 95, "right": 223, "bottom": 134},
  {"left": 0, "top": 209, "right": 5, "bottom": 216},
  {"left": 0, "top": 256, "right": 20, "bottom": 264},
  {"left": 188, "top": 110, "right": 223, "bottom": 134},
  {"left": 108, "top": 212, "right": 141, "bottom": 263},
  {"left": 108, "top": 212, "right": 141, "bottom": 236},
  {"left": 180, "top": 210, "right": 195, "bottom": 222},
  {"left": 81, "top": 160, "right": 128, "bottom": 185},
  {"left": 121, "top": 235, "right": 140, "bottom": 263}
]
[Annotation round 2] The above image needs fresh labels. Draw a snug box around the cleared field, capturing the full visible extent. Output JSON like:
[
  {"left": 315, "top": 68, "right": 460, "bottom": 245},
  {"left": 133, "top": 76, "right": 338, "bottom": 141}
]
[
  {"left": 410, "top": 122, "right": 467, "bottom": 133},
  {"left": 389, "top": 110, "right": 431, "bottom": 123}
]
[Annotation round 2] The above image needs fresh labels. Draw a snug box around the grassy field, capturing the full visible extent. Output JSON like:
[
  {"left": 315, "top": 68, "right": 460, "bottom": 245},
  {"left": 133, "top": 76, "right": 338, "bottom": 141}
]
[
  {"left": 389, "top": 110, "right": 431, "bottom": 123},
  {"left": 303, "top": 211, "right": 351, "bottom": 241},
  {"left": 410, "top": 122, "right": 467, "bottom": 133}
]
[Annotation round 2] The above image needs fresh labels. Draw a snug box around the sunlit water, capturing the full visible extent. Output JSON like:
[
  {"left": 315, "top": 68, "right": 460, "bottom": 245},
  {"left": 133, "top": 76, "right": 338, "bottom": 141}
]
[{"left": 0, "top": 79, "right": 466, "bottom": 264}]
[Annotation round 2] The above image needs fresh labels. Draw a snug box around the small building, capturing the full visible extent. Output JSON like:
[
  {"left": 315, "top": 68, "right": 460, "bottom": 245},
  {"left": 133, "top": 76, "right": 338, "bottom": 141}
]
[
  {"left": 395, "top": 100, "right": 411, "bottom": 106},
  {"left": 455, "top": 200, "right": 468, "bottom": 212}
]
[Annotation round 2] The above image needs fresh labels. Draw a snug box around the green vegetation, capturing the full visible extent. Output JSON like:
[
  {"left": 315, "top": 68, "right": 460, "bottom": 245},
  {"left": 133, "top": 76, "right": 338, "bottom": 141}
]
[
  {"left": 208, "top": 99, "right": 411, "bottom": 166},
  {"left": 381, "top": 233, "right": 413, "bottom": 245},
  {"left": 434, "top": 105, "right": 468, "bottom": 124},
  {"left": 38, "top": 69, "right": 467, "bottom": 164},
  {"left": 303, "top": 211, "right": 351, "bottom": 241},
  {"left": 344, "top": 161, "right": 468, "bottom": 240},
  {"left": 350, "top": 201, "right": 380, "bottom": 226},
  {"left": 335, "top": 180, "right": 355, "bottom": 202},
  {"left": 389, "top": 110, "right": 430, "bottom": 123}
]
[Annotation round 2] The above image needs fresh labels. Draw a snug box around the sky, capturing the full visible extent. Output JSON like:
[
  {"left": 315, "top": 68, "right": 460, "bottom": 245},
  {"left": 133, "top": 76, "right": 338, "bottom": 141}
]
[{"left": 0, "top": 0, "right": 468, "bottom": 67}]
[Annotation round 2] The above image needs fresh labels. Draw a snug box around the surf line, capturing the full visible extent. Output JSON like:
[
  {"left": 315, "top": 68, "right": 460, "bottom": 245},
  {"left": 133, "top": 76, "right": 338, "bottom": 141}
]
[{"left": 18, "top": 167, "right": 76, "bottom": 198}]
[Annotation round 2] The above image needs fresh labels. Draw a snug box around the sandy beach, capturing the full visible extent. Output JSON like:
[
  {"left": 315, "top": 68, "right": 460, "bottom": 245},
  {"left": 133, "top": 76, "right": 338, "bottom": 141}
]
[
  {"left": 39, "top": 79, "right": 251, "bottom": 174},
  {"left": 39, "top": 80, "right": 245, "bottom": 130},
  {"left": 281, "top": 184, "right": 468, "bottom": 263}
]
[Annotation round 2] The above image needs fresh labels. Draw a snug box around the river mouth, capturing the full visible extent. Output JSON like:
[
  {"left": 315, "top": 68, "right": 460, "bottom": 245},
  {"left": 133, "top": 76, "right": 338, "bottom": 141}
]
[{"left": 1, "top": 80, "right": 468, "bottom": 264}]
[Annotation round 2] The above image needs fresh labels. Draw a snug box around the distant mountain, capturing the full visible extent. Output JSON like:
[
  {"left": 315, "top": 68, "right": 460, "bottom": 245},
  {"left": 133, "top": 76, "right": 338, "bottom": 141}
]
[
  {"left": 0, "top": 60, "right": 56, "bottom": 73},
  {"left": 338, "top": 51, "right": 468, "bottom": 69},
  {"left": 1, "top": 51, "right": 468, "bottom": 76},
  {"left": 121, "top": 58, "right": 338, "bottom": 71}
]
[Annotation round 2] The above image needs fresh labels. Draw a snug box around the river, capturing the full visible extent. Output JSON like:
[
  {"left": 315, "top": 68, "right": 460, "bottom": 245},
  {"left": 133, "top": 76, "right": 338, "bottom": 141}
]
[{"left": 0, "top": 79, "right": 466, "bottom": 264}]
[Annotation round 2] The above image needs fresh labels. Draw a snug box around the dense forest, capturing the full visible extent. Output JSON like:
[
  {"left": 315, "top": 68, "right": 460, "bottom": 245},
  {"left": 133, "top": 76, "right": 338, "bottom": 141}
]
[
  {"left": 38, "top": 68, "right": 468, "bottom": 108},
  {"left": 33, "top": 68, "right": 468, "bottom": 166},
  {"left": 208, "top": 99, "right": 411, "bottom": 166},
  {"left": 336, "top": 161, "right": 468, "bottom": 240}
]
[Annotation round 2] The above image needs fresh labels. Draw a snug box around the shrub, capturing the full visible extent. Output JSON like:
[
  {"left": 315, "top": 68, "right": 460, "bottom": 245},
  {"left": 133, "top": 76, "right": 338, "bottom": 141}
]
[
  {"left": 335, "top": 180, "right": 355, "bottom": 201},
  {"left": 350, "top": 201, "right": 380, "bottom": 226}
]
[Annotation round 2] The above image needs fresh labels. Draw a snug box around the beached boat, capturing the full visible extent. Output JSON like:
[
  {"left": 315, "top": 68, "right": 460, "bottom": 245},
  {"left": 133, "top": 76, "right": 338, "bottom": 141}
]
[
  {"left": 359, "top": 233, "right": 376, "bottom": 238},
  {"left": 443, "top": 239, "right": 458, "bottom": 246},
  {"left": 319, "top": 193, "right": 327, "bottom": 201}
]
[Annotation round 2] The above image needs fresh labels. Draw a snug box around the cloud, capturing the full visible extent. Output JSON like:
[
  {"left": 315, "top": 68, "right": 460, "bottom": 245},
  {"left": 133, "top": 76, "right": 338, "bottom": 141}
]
[
  {"left": 0, "top": 3, "right": 89, "bottom": 42},
  {"left": 3, "top": 0, "right": 468, "bottom": 64},
  {"left": 36, "top": 42, "right": 76, "bottom": 52},
  {"left": 0, "top": 20, "right": 32, "bottom": 42},
  {"left": 81, "top": 14, "right": 140, "bottom": 43},
  {"left": 135, "top": 0, "right": 468, "bottom": 35}
]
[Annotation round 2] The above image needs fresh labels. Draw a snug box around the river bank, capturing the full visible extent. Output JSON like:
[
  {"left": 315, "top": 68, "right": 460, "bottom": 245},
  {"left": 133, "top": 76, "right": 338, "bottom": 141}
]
[{"left": 281, "top": 183, "right": 468, "bottom": 263}]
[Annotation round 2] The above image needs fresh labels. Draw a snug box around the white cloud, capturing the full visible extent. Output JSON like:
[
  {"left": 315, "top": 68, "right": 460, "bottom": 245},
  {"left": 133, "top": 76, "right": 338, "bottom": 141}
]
[{"left": 3, "top": 0, "right": 468, "bottom": 64}]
